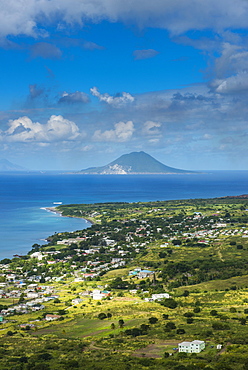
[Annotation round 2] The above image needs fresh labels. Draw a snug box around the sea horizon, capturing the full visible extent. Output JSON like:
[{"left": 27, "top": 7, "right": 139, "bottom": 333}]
[{"left": 0, "top": 170, "right": 248, "bottom": 260}]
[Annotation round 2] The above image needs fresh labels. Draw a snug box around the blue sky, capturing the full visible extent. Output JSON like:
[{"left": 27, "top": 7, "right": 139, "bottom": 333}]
[{"left": 1, "top": 1, "right": 248, "bottom": 170}]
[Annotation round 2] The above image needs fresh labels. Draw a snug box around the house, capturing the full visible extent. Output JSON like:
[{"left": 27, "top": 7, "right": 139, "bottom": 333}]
[
  {"left": 72, "top": 298, "right": 83, "bottom": 305},
  {"left": 26, "top": 292, "right": 39, "bottom": 299},
  {"left": 151, "top": 293, "right": 170, "bottom": 301},
  {"left": 45, "top": 314, "right": 61, "bottom": 321},
  {"left": 138, "top": 269, "right": 154, "bottom": 279},
  {"left": 178, "top": 340, "right": 205, "bottom": 353},
  {"left": 129, "top": 268, "right": 154, "bottom": 278},
  {"left": 91, "top": 289, "right": 111, "bottom": 300},
  {"left": 30, "top": 252, "right": 44, "bottom": 260}
]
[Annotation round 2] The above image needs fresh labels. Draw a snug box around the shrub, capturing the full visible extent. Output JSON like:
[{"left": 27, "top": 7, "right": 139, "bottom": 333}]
[
  {"left": 184, "top": 312, "right": 194, "bottom": 318},
  {"left": 160, "top": 298, "right": 178, "bottom": 309},
  {"left": 165, "top": 322, "right": 176, "bottom": 330},
  {"left": 148, "top": 317, "right": 158, "bottom": 324},
  {"left": 193, "top": 307, "right": 201, "bottom": 313},
  {"left": 240, "top": 318, "right": 246, "bottom": 325},
  {"left": 162, "top": 314, "right": 169, "bottom": 320},
  {"left": 176, "top": 328, "right": 186, "bottom": 334},
  {"left": 212, "top": 322, "right": 230, "bottom": 330},
  {"left": 98, "top": 313, "right": 107, "bottom": 320},
  {"left": 186, "top": 318, "right": 194, "bottom": 324},
  {"left": 210, "top": 310, "right": 218, "bottom": 316}
]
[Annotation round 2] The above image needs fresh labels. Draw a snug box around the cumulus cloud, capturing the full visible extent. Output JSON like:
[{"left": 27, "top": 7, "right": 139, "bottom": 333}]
[
  {"left": 133, "top": 49, "right": 159, "bottom": 60},
  {"left": 142, "top": 121, "right": 161, "bottom": 135},
  {"left": 93, "top": 121, "right": 134, "bottom": 142},
  {"left": 90, "top": 87, "right": 134, "bottom": 107},
  {"left": 2, "top": 115, "right": 80, "bottom": 142},
  {"left": 1, "top": 0, "right": 248, "bottom": 39},
  {"left": 59, "top": 91, "right": 90, "bottom": 104}
]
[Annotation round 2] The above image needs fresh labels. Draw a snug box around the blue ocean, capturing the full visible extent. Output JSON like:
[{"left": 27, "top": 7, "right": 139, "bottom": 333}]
[{"left": 0, "top": 171, "right": 248, "bottom": 259}]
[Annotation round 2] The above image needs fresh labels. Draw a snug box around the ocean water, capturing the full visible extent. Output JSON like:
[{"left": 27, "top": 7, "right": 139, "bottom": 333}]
[{"left": 0, "top": 171, "right": 247, "bottom": 259}]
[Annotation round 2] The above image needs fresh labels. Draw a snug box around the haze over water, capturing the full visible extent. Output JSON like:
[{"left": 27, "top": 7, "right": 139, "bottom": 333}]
[{"left": 0, "top": 171, "right": 248, "bottom": 260}]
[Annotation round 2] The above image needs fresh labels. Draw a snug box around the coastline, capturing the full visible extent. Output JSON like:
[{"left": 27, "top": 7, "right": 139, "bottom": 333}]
[{"left": 43, "top": 207, "right": 94, "bottom": 225}]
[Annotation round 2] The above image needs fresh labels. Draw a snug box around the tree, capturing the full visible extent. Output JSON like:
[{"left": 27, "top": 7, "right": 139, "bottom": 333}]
[
  {"left": 162, "top": 314, "right": 169, "bottom": 320},
  {"left": 38, "top": 352, "right": 53, "bottom": 361},
  {"left": 182, "top": 290, "right": 190, "bottom": 297},
  {"left": 176, "top": 328, "right": 185, "bottom": 334},
  {"left": 193, "top": 307, "right": 201, "bottom": 313},
  {"left": 186, "top": 318, "right": 194, "bottom": 324},
  {"left": 160, "top": 298, "right": 177, "bottom": 309},
  {"left": 148, "top": 317, "right": 158, "bottom": 324},
  {"left": 110, "top": 323, "right": 115, "bottom": 329},
  {"left": 98, "top": 313, "right": 107, "bottom": 320},
  {"left": 165, "top": 322, "right": 176, "bottom": 330},
  {"left": 18, "top": 293, "right": 25, "bottom": 303},
  {"left": 0, "top": 258, "right": 11, "bottom": 265},
  {"left": 118, "top": 319, "right": 125, "bottom": 328},
  {"left": 184, "top": 312, "right": 194, "bottom": 318},
  {"left": 212, "top": 322, "right": 230, "bottom": 330},
  {"left": 140, "top": 324, "right": 150, "bottom": 333},
  {"left": 240, "top": 318, "right": 246, "bottom": 325},
  {"left": 210, "top": 309, "right": 218, "bottom": 316},
  {"left": 58, "top": 309, "right": 66, "bottom": 315}
]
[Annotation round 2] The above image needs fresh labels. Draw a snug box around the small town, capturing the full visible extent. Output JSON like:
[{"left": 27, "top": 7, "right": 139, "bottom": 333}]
[{"left": 0, "top": 197, "right": 248, "bottom": 368}]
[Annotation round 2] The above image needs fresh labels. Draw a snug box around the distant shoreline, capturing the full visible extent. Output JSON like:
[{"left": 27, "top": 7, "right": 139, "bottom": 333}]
[{"left": 44, "top": 207, "right": 94, "bottom": 225}]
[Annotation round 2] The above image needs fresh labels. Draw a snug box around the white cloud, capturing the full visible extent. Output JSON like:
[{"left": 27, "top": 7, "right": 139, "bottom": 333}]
[
  {"left": 93, "top": 121, "right": 134, "bottom": 142},
  {"left": 212, "top": 72, "right": 248, "bottom": 94},
  {"left": 142, "top": 121, "right": 161, "bottom": 135},
  {"left": 59, "top": 91, "right": 90, "bottom": 104},
  {"left": 1, "top": 0, "right": 248, "bottom": 39},
  {"left": 213, "top": 43, "right": 248, "bottom": 79},
  {"left": 90, "top": 87, "right": 134, "bottom": 107},
  {"left": 149, "top": 138, "right": 160, "bottom": 144},
  {"left": 203, "top": 134, "right": 212, "bottom": 140},
  {"left": 80, "top": 145, "right": 93, "bottom": 151},
  {"left": 3, "top": 115, "right": 80, "bottom": 142}
]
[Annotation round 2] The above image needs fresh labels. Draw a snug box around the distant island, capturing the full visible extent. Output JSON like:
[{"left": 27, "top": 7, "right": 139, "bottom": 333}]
[
  {"left": 80, "top": 151, "right": 194, "bottom": 174},
  {"left": 0, "top": 159, "right": 27, "bottom": 171}
]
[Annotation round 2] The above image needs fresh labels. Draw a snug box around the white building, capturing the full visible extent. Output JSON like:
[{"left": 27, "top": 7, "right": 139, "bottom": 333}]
[
  {"left": 178, "top": 340, "right": 205, "bottom": 353},
  {"left": 151, "top": 293, "right": 170, "bottom": 301},
  {"left": 30, "top": 252, "right": 44, "bottom": 260}
]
